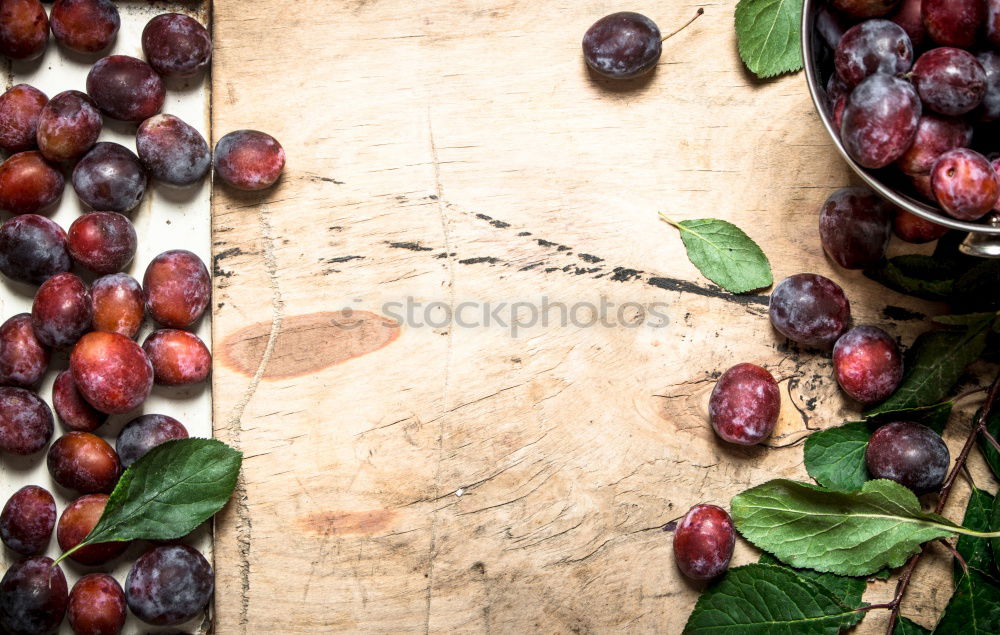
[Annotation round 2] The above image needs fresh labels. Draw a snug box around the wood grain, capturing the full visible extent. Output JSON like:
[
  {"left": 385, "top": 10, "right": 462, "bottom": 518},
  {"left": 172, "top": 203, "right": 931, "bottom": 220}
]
[{"left": 210, "top": 1, "right": 994, "bottom": 632}]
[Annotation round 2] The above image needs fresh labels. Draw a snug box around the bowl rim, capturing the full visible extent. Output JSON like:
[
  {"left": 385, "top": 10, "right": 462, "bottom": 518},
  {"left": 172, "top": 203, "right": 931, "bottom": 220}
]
[{"left": 800, "top": 0, "right": 1000, "bottom": 235}]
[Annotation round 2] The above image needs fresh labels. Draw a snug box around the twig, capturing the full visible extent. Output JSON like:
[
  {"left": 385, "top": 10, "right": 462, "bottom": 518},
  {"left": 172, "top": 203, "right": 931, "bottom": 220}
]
[
  {"left": 938, "top": 539, "right": 968, "bottom": 576},
  {"left": 661, "top": 8, "right": 704, "bottom": 42},
  {"left": 884, "top": 370, "right": 1000, "bottom": 635},
  {"left": 982, "top": 427, "right": 1000, "bottom": 455},
  {"left": 954, "top": 386, "right": 989, "bottom": 403}
]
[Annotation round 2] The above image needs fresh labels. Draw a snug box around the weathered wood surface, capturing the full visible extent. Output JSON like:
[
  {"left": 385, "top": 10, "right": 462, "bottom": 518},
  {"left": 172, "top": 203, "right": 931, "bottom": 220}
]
[{"left": 210, "top": 1, "right": 993, "bottom": 632}]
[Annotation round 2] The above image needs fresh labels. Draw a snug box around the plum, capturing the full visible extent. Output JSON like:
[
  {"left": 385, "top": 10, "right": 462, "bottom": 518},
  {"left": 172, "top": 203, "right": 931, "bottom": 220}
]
[
  {"left": 834, "top": 20, "right": 912, "bottom": 88},
  {"left": 68, "top": 211, "right": 137, "bottom": 274},
  {"left": 0, "top": 151, "right": 65, "bottom": 214},
  {"left": 0, "top": 313, "right": 50, "bottom": 388},
  {"left": 841, "top": 74, "right": 921, "bottom": 169},
  {"left": 36, "top": 90, "right": 102, "bottom": 162},
  {"left": 911, "top": 48, "right": 986, "bottom": 116},
  {"left": 818, "top": 186, "right": 892, "bottom": 269},
  {"left": 709, "top": 363, "right": 780, "bottom": 445},
  {"left": 893, "top": 209, "right": 949, "bottom": 242},
  {"left": 673, "top": 504, "right": 735, "bottom": 580},
  {"left": 143, "top": 249, "right": 210, "bottom": 328},
  {"left": 922, "top": 0, "right": 983, "bottom": 48},
  {"left": 86, "top": 55, "right": 164, "bottom": 122},
  {"left": 0, "top": 485, "right": 55, "bottom": 555},
  {"left": 866, "top": 421, "right": 949, "bottom": 493},
  {"left": 47, "top": 431, "right": 121, "bottom": 494},
  {"left": 142, "top": 329, "right": 211, "bottom": 386},
  {"left": 0, "top": 214, "right": 71, "bottom": 285},
  {"left": 890, "top": 0, "right": 926, "bottom": 48},
  {"left": 72, "top": 142, "right": 147, "bottom": 214},
  {"left": 769, "top": 274, "right": 851, "bottom": 348},
  {"left": 833, "top": 326, "right": 903, "bottom": 404},
  {"left": 90, "top": 273, "right": 144, "bottom": 339},
  {"left": 68, "top": 574, "right": 127, "bottom": 635},
  {"left": 50, "top": 0, "right": 119, "bottom": 53},
  {"left": 930, "top": 148, "right": 999, "bottom": 221},
  {"left": 0, "top": 84, "right": 47, "bottom": 154},
  {"left": 116, "top": 414, "right": 187, "bottom": 467},
  {"left": 31, "top": 271, "right": 92, "bottom": 349},
  {"left": 0, "top": 556, "right": 68, "bottom": 635},
  {"left": 70, "top": 331, "right": 153, "bottom": 414},
  {"left": 136, "top": 114, "right": 211, "bottom": 186},
  {"left": 581, "top": 12, "right": 660, "bottom": 80},
  {"left": 214, "top": 130, "right": 286, "bottom": 191},
  {"left": 126, "top": 544, "right": 213, "bottom": 626},
  {"left": 0, "top": 0, "right": 49, "bottom": 60},
  {"left": 53, "top": 369, "right": 106, "bottom": 432},
  {"left": 0, "top": 386, "right": 52, "bottom": 455},
  {"left": 57, "top": 493, "right": 128, "bottom": 564},
  {"left": 832, "top": 0, "right": 900, "bottom": 18},
  {"left": 896, "top": 114, "right": 972, "bottom": 176},
  {"left": 141, "top": 13, "right": 212, "bottom": 78}
]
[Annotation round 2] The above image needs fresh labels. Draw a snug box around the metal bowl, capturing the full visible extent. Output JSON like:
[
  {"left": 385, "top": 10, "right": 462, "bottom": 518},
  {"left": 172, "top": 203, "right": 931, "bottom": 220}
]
[{"left": 801, "top": 0, "right": 1000, "bottom": 257}]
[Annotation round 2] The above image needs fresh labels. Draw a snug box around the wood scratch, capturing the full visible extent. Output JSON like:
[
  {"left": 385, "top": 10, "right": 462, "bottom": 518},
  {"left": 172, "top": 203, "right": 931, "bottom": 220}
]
[
  {"left": 221, "top": 204, "right": 285, "bottom": 633},
  {"left": 423, "top": 107, "right": 453, "bottom": 635}
]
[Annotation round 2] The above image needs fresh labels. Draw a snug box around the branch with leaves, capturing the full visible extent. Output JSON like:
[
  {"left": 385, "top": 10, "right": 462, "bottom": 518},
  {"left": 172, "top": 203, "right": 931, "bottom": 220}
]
[{"left": 683, "top": 236, "right": 1000, "bottom": 634}]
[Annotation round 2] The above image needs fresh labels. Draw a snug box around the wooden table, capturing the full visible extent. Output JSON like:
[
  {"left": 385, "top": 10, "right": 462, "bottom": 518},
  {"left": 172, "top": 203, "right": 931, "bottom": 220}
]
[{"left": 209, "top": 2, "right": 991, "bottom": 631}]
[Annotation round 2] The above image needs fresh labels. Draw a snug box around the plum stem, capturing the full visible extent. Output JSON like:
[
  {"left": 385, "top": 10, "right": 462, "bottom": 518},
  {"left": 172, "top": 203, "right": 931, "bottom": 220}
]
[
  {"left": 661, "top": 8, "right": 704, "bottom": 43},
  {"left": 884, "top": 369, "right": 1000, "bottom": 635}
]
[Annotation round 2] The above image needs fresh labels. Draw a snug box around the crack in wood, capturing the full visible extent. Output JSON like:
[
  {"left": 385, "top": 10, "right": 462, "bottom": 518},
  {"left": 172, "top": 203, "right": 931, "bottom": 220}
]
[
  {"left": 423, "top": 107, "right": 453, "bottom": 635},
  {"left": 220, "top": 204, "right": 285, "bottom": 632}
]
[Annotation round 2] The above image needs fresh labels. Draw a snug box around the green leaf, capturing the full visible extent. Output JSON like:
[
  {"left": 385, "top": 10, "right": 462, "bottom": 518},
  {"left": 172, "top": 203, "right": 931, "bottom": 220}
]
[
  {"left": 896, "top": 616, "right": 931, "bottom": 634},
  {"left": 953, "top": 260, "right": 1000, "bottom": 313},
  {"left": 866, "top": 323, "right": 991, "bottom": 417},
  {"left": 55, "top": 438, "right": 242, "bottom": 565},
  {"left": 731, "top": 479, "right": 965, "bottom": 576},
  {"left": 957, "top": 488, "right": 997, "bottom": 582},
  {"left": 991, "top": 493, "right": 1000, "bottom": 570},
  {"left": 683, "top": 564, "right": 864, "bottom": 634},
  {"left": 866, "top": 401, "right": 954, "bottom": 435},
  {"left": 864, "top": 255, "right": 956, "bottom": 301},
  {"left": 803, "top": 421, "right": 870, "bottom": 492},
  {"left": 934, "top": 569, "right": 1000, "bottom": 634},
  {"left": 757, "top": 553, "right": 867, "bottom": 607},
  {"left": 733, "top": 0, "right": 803, "bottom": 79},
  {"left": 933, "top": 312, "right": 1000, "bottom": 329},
  {"left": 980, "top": 407, "right": 1000, "bottom": 482},
  {"left": 659, "top": 215, "right": 772, "bottom": 294}
]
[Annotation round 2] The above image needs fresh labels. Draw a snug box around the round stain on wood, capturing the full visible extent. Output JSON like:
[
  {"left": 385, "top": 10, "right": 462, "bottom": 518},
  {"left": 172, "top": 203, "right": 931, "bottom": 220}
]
[{"left": 220, "top": 310, "right": 400, "bottom": 379}]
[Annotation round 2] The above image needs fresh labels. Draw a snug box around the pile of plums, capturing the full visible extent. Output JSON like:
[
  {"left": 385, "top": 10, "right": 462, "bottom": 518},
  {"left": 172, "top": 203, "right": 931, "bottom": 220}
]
[
  {"left": 577, "top": 2, "right": 965, "bottom": 586},
  {"left": 819, "top": 0, "right": 1000, "bottom": 226},
  {"left": 0, "top": 0, "right": 283, "bottom": 631}
]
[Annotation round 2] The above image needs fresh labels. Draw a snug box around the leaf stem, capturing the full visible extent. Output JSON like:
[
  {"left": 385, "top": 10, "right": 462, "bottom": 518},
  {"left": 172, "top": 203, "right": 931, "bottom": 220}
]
[
  {"left": 51, "top": 541, "right": 87, "bottom": 567},
  {"left": 661, "top": 8, "right": 704, "bottom": 43},
  {"left": 884, "top": 370, "right": 1000, "bottom": 635},
  {"left": 657, "top": 212, "right": 681, "bottom": 229}
]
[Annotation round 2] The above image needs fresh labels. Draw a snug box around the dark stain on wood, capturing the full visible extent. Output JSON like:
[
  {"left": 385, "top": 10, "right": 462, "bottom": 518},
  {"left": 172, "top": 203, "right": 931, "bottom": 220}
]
[
  {"left": 882, "top": 305, "right": 926, "bottom": 321},
  {"left": 296, "top": 509, "right": 398, "bottom": 536},
  {"left": 220, "top": 310, "right": 400, "bottom": 379}
]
